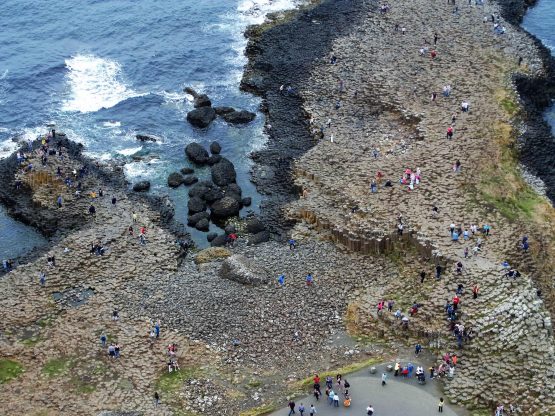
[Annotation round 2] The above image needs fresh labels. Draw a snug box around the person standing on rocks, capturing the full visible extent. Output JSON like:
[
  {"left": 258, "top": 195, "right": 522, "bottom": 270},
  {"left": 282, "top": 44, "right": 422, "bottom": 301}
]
[
  {"left": 420, "top": 270, "right": 426, "bottom": 283},
  {"left": 154, "top": 392, "right": 160, "bottom": 407},
  {"left": 39, "top": 271, "right": 46, "bottom": 287},
  {"left": 100, "top": 333, "right": 107, "bottom": 347},
  {"left": 89, "top": 205, "right": 96, "bottom": 216},
  {"left": 472, "top": 284, "right": 479, "bottom": 299},
  {"left": 306, "top": 273, "right": 314, "bottom": 286},
  {"left": 57, "top": 195, "right": 63, "bottom": 208},
  {"left": 132, "top": 211, "right": 138, "bottom": 222},
  {"left": 436, "top": 264, "right": 443, "bottom": 279},
  {"left": 155, "top": 321, "right": 160, "bottom": 338},
  {"left": 289, "top": 238, "right": 297, "bottom": 250},
  {"left": 278, "top": 274, "right": 285, "bottom": 286},
  {"left": 111, "top": 196, "right": 117, "bottom": 206}
]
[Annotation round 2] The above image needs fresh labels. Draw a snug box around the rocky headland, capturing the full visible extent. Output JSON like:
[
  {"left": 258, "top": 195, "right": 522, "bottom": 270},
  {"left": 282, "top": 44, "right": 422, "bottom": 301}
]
[{"left": 1, "top": 0, "right": 555, "bottom": 415}]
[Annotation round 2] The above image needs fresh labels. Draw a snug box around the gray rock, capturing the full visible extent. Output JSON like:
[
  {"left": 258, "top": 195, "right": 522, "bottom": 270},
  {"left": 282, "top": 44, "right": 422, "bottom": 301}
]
[
  {"left": 248, "top": 230, "right": 270, "bottom": 245},
  {"left": 211, "top": 196, "right": 240, "bottom": 219},
  {"left": 195, "top": 218, "right": 210, "bottom": 231},
  {"left": 211, "top": 158, "right": 237, "bottom": 186},
  {"left": 241, "top": 197, "right": 252, "bottom": 207},
  {"left": 188, "top": 197, "right": 207, "bottom": 214},
  {"left": 183, "top": 86, "right": 199, "bottom": 98},
  {"left": 214, "top": 106, "right": 235, "bottom": 116},
  {"left": 207, "top": 154, "right": 222, "bottom": 166},
  {"left": 210, "top": 235, "right": 228, "bottom": 247},
  {"left": 194, "top": 94, "right": 212, "bottom": 108},
  {"left": 167, "top": 172, "right": 184, "bottom": 188},
  {"left": 246, "top": 217, "right": 265, "bottom": 234},
  {"left": 187, "top": 212, "right": 210, "bottom": 226},
  {"left": 185, "top": 143, "right": 209, "bottom": 164},
  {"left": 207, "top": 232, "right": 218, "bottom": 242},
  {"left": 132, "top": 181, "right": 151, "bottom": 192},
  {"left": 222, "top": 110, "right": 256, "bottom": 124},
  {"left": 225, "top": 183, "right": 242, "bottom": 196},
  {"left": 182, "top": 175, "right": 198, "bottom": 186},
  {"left": 210, "top": 142, "right": 222, "bottom": 154},
  {"left": 187, "top": 107, "right": 216, "bottom": 128},
  {"left": 219, "top": 254, "right": 269, "bottom": 285}
]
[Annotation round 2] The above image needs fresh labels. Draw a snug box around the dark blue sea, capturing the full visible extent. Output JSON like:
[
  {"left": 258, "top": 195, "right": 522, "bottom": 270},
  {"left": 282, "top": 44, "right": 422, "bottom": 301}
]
[
  {"left": 0, "top": 0, "right": 301, "bottom": 258},
  {"left": 523, "top": 0, "right": 555, "bottom": 136}
]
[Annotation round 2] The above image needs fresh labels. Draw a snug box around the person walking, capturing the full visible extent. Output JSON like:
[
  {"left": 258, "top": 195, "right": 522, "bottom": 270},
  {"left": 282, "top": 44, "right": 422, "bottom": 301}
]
[
  {"left": 381, "top": 372, "right": 387, "bottom": 386},
  {"left": 309, "top": 404, "right": 317, "bottom": 416},
  {"left": 298, "top": 403, "right": 305, "bottom": 415},
  {"left": 288, "top": 400, "right": 296, "bottom": 415},
  {"left": 366, "top": 404, "right": 375, "bottom": 415},
  {"left": 438, "top": 397, "right": 444, "bottom": 412},
  {"left": 100, "top": 333, "right": 107, "bottom": 347},
  {"left": 154, "top": 392, "right": 160, "bottom": 407}
]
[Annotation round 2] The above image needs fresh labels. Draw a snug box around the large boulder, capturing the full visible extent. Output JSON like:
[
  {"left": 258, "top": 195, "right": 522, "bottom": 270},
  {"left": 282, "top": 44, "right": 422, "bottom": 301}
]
[
  {"left": 188, "top": 181, "right": 224, "bottom": 203},
  {"left": 219, "top": 255, "right": 269, "bottom": 285},
  {"left": 185, "top": 143, "right": 209, "bottom": 164},
  {"left": 194, "top": 94, "right": 212, "bottom": 108},
  {"left": 132, "top": 181, "right": 151, "bottom": 192},
  {"left": 222, "top": 110, "right": 256, "bottom": 124},
  {"left": 214, "top": 106, "right": 235, "bottom": 116},
  {"left": 242, "top": 197, "right": 252, "bottom": 207},
  {"left": 182, "top": 175, "right": 198, "bottom": 186},
  {"left": 248, "top": 230, "right": 270, "bottom": 245},
  {"left": 203, "top": 187, "right": 225, "bottom": 204},
  {"left": 167, "top": 172, "right": 184, "bottom": 188},
  {"left": 211, "top": 158, "right": 237, "bottom": 186},
  {"left": 246, "top": 217, "right": 266, "bottom": 234},
  {"left": 211, "top": 196, "right": 240, "bottom": 219},
  {"left": 187, "top": 107, "right": 216, "bottom": 128},
  {"left": 210, "top": 141, "right": 222, "bottom": 154},
  {"left": 188, "top": 197, "right": 207, "bottom": 214},
  {"left": 195, "top": 218, "right": 210, "bottom": 231},
  {"left": 187, "top": 212, "right": 210, "bottom": 226},
  {"left": 207, "top": 154, "right": 222, "bottom": 166},
  {"left": 210, "top": 235, "right": 228, "bottom": 247},
  {"left": 194, "top": 247, "right": 231, "bottom": 264}
]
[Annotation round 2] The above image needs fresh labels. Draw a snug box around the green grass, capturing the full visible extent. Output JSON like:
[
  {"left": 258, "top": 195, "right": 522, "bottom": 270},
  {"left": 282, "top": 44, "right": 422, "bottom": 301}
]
[
  {"left": 239, "top": 403, "right": 277, "bottom": 416},
  {"left": 500, "top": 97, "right": 517, "bottom": 115},
  {"left": 75, "top": 383, "right": 96, "bottom": 394},
  {"left": 246, "top": 379, "right": 263, "bottom": 388},
  {"left": 21, "top": 336, "right": 44, "bottom": 347},
  {"left": 0, "top": 359, "right": 24, "bottom": 383},
  {"left": 155, "top": 366, "right": 202, "bottom": 394},
  {"left": 42, "top": 357, "right": 73, "bottom": 378}
]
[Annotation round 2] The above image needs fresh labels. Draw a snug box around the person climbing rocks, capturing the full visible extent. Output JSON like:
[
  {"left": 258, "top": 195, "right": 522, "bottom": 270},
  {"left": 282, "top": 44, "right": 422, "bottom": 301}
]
[
  {"left": 420, "top": 270, "right": 426, "bottom": 283},
  {"left": 89, "top": 205, "right": 96, "bottom": 216},
  {"left": 436, "top": 264, "right": 443, "bottom": 279},
  {"left": 397, "top": 222, "right": 404, "bottom": 236},
  {"left": 447, "top": 126, "right": 454, "bottom": 139}
]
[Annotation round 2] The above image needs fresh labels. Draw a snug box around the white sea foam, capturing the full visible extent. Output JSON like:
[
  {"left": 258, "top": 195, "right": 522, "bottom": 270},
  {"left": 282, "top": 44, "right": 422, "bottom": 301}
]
[
  {"left": 0, "top": 139, "right": 19, "bottom": 159},
  {"left": 123, "top": 159, "right": 163, "bottom": 181},
  {"left": 117, "top": 146, "right": 142, "bottom": 156},
  {"left": 62, "top": 55, "right": 143, "bottom": 113},
  {"left": 102, "top": 121, "right": 121, "bottom": 128}
]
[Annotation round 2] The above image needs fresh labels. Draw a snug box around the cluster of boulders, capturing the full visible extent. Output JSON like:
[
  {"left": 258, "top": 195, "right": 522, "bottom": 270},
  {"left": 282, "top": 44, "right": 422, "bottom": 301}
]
[
  {"left": 184, "top": 87, "right": 256, "bottom": 129},
  {"left": 165, "top": 142, "right": 253, "bottom": 237}
]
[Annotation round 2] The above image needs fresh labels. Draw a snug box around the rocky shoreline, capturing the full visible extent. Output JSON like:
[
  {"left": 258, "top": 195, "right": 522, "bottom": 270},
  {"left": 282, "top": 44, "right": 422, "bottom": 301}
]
[{"left": 496, "top": 0, "right": 555, "bottom": 203}]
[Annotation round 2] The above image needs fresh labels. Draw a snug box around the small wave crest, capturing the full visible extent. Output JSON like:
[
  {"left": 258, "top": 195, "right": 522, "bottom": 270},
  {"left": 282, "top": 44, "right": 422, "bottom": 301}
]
[{"left": 62, "top": 55, "right": 143, "bottom": 113}]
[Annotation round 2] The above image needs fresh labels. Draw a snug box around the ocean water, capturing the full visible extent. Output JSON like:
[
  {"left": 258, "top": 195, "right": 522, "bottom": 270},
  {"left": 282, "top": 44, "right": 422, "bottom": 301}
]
[
  {"left": 523, "top": 0, "right": 555, "bottom": 135},
  {"left": 0, "top": 0, "right": 302, "bottom": 254}
]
